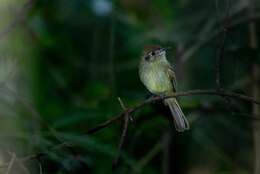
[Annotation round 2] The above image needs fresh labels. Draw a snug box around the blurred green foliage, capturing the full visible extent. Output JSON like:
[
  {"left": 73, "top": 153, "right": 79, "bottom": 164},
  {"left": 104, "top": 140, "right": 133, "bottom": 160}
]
[{"left": 0, "top": 0, "right": 260, "bottom": 173}]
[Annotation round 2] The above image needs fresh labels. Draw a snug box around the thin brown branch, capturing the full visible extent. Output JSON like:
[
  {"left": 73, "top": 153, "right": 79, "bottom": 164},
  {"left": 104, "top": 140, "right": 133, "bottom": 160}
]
[
  {"left": 12, "top": 155, "right": 31, "bottom": 174},
  {"left": 195, "top": 104, "right": 260, "bottom": 120},
  {"left": 133, "top": 134, "right": 167, "bottom": 173},
  {"left": 215, "top": 0, "right": 230, "bottom": 89},
  {"left": 112, "top": 112, "right": 130, "bottom": 169},
  {"left": 85, "top": 114, "right": 123, "bottom": 134},
  {"left": 0, "top": 142, "right": 68, "bottom": 169},
  {"left": 0, "top": 89, "right": 259, "bottom": 169},
  {"left": 85, "top": 89, "right": 260, "bottom": 136},
  {"left": 182, "top": 13, "right": 260, "bottom": 62},
  {"left": 5, "top": 153, "right": 15, "bottom": 174},
  {"left": 247, "top": 0, "right": 260, "bottom": 173},
  {"left": 118, "top": 97, "right": 126, "bottom": 109},
  {"left": 3, "top": 85, "right": 81, "bottom": 162},
  {"left": 113, "top": 97, "right": 130, "bottom": 169},
  {"left": 38, "top": 161, "right": 43, "bottom": 174}
]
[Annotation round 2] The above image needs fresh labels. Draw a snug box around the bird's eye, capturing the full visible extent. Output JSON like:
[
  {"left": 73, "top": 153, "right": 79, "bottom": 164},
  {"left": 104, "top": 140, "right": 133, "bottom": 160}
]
[
  {"left": 145, "top": 55, "right": 150, "bottom": 61},
  {"left": 151, "top": 51, "right": 155, "bottom": 56}
]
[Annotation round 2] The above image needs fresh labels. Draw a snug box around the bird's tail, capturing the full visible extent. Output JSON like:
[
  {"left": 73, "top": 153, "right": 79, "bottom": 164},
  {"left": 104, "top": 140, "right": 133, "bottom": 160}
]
[{"left": 165, "top": 98, "right": 189, "bottom": 132}]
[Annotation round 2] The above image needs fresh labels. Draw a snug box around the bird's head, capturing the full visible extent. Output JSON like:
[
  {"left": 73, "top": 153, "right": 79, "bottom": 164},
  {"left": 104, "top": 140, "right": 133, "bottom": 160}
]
[{"left": 141, "top": 45, "right": 169, "bottom": 62}]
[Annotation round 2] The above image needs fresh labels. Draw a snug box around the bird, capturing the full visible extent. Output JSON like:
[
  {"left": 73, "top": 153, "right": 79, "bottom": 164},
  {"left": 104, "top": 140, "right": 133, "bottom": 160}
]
[{"left": 139, "top": 45, "right": 189, "bottom": 132}]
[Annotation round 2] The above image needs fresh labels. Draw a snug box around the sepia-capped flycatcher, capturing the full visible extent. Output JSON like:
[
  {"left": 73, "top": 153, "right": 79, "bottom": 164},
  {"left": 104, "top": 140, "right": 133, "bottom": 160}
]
[{"left": 139, "top": 45, "right": 189, "bottom": 132}]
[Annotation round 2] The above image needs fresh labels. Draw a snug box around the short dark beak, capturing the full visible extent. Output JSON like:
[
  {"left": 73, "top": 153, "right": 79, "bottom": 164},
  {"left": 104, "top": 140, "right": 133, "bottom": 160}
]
[{"left": 162, "top": 47, "right": 171, "bottom": 52}]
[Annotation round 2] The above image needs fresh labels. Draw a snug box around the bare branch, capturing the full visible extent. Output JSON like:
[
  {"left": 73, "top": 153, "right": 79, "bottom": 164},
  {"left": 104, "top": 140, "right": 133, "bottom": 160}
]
[
  {"left": 134, "top": 134, "right": 167, "bottom": 173},
  {"left": 182, "top": 13, "right": 260, "bottom": 62},
  {"left": 86, "top": 89, "right": 260, "bottom": 136},
  {"left": 0, "top": 89, "right": 259, "bottom": 169},
  {"left": 38, "top": 161, "right": 43, "bottom": 174},
  {"left": 3, "top": 85, "right": 81, "bottom": 162},
  {"left": 5, "top": 153, "right": 15, "bottom": 174},
  {"left": 215, "top": 0, "right": 230, "bottom": 89},
  {"left": 113, "top": 97, "right": 131, "bottom": 169},
  {"left": 112, "top": 112, "right": 130, "bottom": 169},
  {"left": 118, "top": 97, "right": 127, "bottom": 110},
  {"left": 247, "top": 0, "right": 260, "bottom": 173}
]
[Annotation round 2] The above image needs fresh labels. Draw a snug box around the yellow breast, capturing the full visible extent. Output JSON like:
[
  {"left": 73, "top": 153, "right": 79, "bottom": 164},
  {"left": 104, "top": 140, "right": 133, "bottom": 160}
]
[{"left": 139, "top": 62, "right": 173, "bottom": 94}]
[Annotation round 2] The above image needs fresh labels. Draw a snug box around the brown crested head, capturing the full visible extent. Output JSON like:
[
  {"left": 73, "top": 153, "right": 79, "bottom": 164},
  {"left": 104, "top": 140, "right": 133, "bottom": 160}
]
[
  {"left": 143, "top": 45, "right": 162, "bottom": 55},
  {"left": 141, "top": 44, "right": 168, "bottom": 62}
]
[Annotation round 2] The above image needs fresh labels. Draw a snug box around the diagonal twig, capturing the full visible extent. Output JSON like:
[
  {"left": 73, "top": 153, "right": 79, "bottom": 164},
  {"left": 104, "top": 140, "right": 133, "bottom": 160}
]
[
  {"left": 215, "top": 0, "right": 230, "bottom": 89},
  {"left": 0, "top": 89, "right": 260, "bottom": 169},
  {"left": 38, "top": 161, "right": 43, "bottom": 174},
  {"left": 5, "top": 153, "right": 16, "bottom": 174},
  {"left": 2, "top": 85, "right": 81, "bottom": 162},
  {"left": 112, "top": 97, "right": 131, "bottom": 169},
  {"left": 133, "top": 134, "right": 169, "bottom": 173},
  {"left": 7, "top": 151, "right": 31, "bottom": 174},
  {"left": 182, "top": 12, "right": 260, "bottom": 62}
]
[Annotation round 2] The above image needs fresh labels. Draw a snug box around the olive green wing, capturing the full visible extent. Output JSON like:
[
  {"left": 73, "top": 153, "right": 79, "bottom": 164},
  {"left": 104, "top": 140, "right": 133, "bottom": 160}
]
[{"left": 165, "top": 64, "right": 177, "bottom": 92}]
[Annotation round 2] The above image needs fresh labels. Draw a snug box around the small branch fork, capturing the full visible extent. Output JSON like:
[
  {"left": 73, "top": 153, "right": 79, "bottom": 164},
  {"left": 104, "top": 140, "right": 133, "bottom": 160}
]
[
  {"left": 0, "top": 89, "right": 259, "bottom": 169},
  {"left": 112, "top": 97, "right": 131, "bottom": 169},
  {"left": 0, "top": 0, "right": 258, "bottom": 171},
  {"left": 215, "top": 0, "right": 234, "bottom": 113}
]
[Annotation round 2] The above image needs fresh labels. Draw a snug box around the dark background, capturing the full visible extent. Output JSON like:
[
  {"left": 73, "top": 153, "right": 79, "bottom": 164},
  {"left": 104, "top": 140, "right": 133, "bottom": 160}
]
[{"left": 0, "top": 0, "right": 259, "bottom": 173}]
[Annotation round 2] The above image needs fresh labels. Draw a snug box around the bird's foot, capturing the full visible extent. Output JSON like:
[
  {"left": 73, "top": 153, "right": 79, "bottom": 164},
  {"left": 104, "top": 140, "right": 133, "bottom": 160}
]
[
  {"left": 157, "top": 94, "right": 166, "bottom": 100},
  {"left": 150, "top": 94, "right": 166, "bottom": 102}
]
